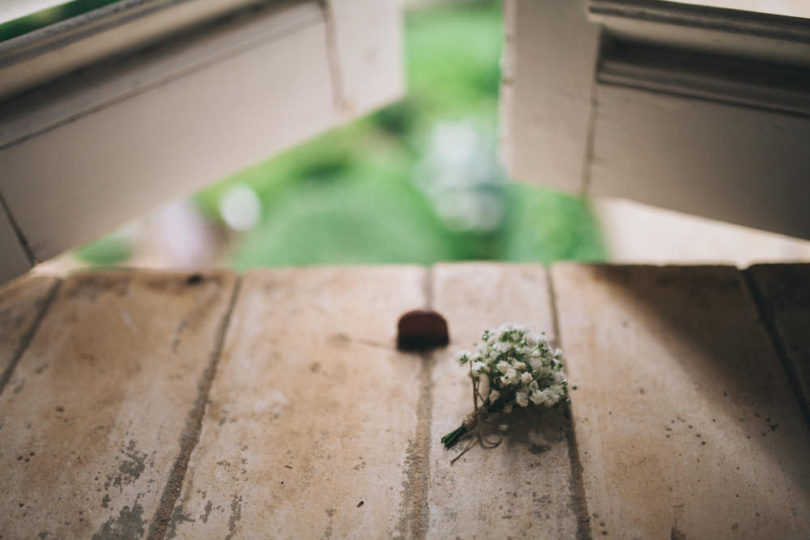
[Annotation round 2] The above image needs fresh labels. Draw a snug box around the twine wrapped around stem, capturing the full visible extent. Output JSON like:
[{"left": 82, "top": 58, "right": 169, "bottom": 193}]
[
  {"left": 441, "top": 358, "right": 502, "bottom": 464},
  {"left": 440, "top": 323, "right": 568, "bottom": 464}
]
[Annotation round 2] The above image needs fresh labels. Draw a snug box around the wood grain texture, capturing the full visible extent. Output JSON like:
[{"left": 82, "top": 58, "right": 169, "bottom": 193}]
[
  {"left": 167, "top": 266, "right": 427, "bottom": 539},
  {"left": 552, "top": 264, "right": 810, "bottom": 539},
  {"left": 0, "top": 274, "right": 58, "bottom": 386},
  {"left": 0, "top": 271, "right": 236, "bottom": 539},
  {"left": 746, "top": 263, "right": 810, "bottom": 424},
  {"left": 501, "top": 0, "right": 600, "bottom": 193},
  {"left": 428, "top": 263, "right": 582, "bottom": 539},
  {"left": 589, "top": 83, "right": 810, "bottom": 238}
]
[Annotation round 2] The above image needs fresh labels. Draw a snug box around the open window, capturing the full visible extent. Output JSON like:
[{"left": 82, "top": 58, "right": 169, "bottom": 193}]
[
  {"left": 3, "top": 0, "right": 810, "bottom": 284},
  {"left": 0, "top": 0, "right": 403, "bottom": 282},
  {"left": 502, "top": 0, "right": 810, "bottom": 239}
]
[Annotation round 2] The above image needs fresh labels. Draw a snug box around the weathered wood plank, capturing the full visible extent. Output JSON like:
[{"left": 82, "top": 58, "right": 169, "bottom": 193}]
[
  {"left": 552, "top": 264, "right": 810, "bottom": 538},
  {"left": 428, "top": 263, "right": 582, "bottom": 539},
  {"left": 0, "top": 271, "right": 237, "bottom": 539},
  {"left": 0, "top": 275, "right": 58, "bottom": 390},
  {"left": 746, "top": 263, "right": 810, "bottom": 424},
  {"left": 167, "top": 266, "right": 426, "bottom": 539}
]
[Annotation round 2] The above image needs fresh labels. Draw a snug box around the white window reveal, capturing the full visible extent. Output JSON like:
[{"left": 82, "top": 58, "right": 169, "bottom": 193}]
[
  {"left": 0, "top": 0, "right": 404, "bottom": 283},
  {"left": 503, "top": 0, "right": 810, "bottom": 239}
]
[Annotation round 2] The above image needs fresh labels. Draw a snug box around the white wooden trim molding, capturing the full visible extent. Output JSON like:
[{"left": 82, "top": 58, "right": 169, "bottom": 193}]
[
  {"left": 500, "top": 0, "right": 601, "bottom": 193},
  {"left": 503, "top": 0, "right": 810, "bottom": 239},
  {"left": 590, "top": 85, "right": 810, "bottom": 238},
  {"left": 0, "top": 1, "right": 325, "bottom": 150},
  {"left": 325, "top": 0, "right": 404, "bottom": 119},
  {"left": 0, "top": 0, "right": 403, "bottom": 283},
  {"left": 589, "top": 0, "right": 810, "bottom": 67},
  {"left": 597, "top": 43, "right": 810, "bottom": 117},
  {"left": 0, "top": 0, "right": 269, "bottom": 101}
]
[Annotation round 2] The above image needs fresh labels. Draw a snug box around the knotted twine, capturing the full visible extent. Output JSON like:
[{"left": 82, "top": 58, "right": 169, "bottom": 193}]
[{"left": 450, "top": 361, "right": 502, "bottom": 465}]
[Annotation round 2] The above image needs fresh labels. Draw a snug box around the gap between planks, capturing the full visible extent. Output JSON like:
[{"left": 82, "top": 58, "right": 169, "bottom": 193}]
[
  {"left": 395, "top": 266, "right": 434, "bottom": 539},
  {"left": 146, "top": 276, "right": 243, "bottom": 540},
  {"left": 0, "top": 190, "right": 37, "bottom": 268},
  {"left": 742, "top": 267, "right": 810, "bottom": 429},
  {"left": 0, "top": 277, "right": 61, "bottom": 397},
  {"left": 546, "top": 269, "right": 593, "bottom": 540},
  {"left": 11, "top": 263, "right": 802, "bottom": 538}
]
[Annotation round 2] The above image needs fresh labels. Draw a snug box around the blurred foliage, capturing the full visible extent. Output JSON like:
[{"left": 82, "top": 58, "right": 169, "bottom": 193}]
[
  {"left": 502, "top": 184, "right": 607, "bottom": 262},
  {"left": 0, "top": 1, "right": 121, "bottom": 42},
  {"left": 78, "top": 0, "right": 606, "bottom": 267},
  {"left": 404, "top": 2, "right": 503, "bottom": 121},
  {"left": 74, "top": 233, "right": 131, "bottom": 265}
]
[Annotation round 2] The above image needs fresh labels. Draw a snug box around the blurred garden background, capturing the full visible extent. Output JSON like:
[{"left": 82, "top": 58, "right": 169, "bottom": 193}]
[{"left": 11, "top": 0, "right": 607, "bottom": 270}]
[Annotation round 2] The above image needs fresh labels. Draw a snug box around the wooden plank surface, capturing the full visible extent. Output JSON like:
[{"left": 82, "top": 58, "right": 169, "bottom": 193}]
[
  {"left": 167, "top": 267, "right": 427, "bottom": 539},
  {"left": 0, "top": 271, "right": 237, "bottom": 539},
  {"left": 2, "top": 263, "right": 810, "bottom": 539},
  {"left": 552, "top": 264, "right": 810, "bottom": 538},
  {"left": 746, "top": 263, "right": 810, "bottom": 424},
  {"left": 428, "top": 263, "right": 583, "bottom": 539},
  {"left": 0, "top": 275, "right": 58, "bottom": 388}
]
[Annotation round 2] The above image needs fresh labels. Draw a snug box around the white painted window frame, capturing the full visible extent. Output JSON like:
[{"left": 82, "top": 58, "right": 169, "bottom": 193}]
[
  {"left": 0, "top": 0, "right": 403, "bottom": 283},
  {"left": 502, "top": 0, "right": 810, "bottom": 240}
]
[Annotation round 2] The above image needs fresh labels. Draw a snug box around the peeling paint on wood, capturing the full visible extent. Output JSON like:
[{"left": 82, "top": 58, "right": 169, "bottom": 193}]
[
  {"left": 0, "top": 271, "right": 236, "bottom": 539},
  {"left": 1, "top": 264, "right": 809, "bottom": 538},
  {"left": 166, "top": 267, "right": 426, "bottom": 538}
]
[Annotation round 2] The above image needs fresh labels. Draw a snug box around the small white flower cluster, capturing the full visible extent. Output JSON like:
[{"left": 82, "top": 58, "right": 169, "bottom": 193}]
[{"left": 454, "top": 323, "right": 567, "bottom": 413}]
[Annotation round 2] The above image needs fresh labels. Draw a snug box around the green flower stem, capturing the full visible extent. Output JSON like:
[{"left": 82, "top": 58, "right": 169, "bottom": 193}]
[
  {"left": 441, "top": 399, "right": 506, "bottom": 449},
  {"left": 441, "top": 425, "right": 469, "bottom": 449}
]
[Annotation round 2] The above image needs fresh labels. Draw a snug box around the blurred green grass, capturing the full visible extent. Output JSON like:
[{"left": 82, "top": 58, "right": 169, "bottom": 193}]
[{"left": 78, "top": 0, "right": 606, "bottom": 268}]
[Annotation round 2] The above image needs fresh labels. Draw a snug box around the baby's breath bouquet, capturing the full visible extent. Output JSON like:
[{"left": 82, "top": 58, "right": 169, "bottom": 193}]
[{"left": 441, "top": 323, "right": 568, "bottom": 451}]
